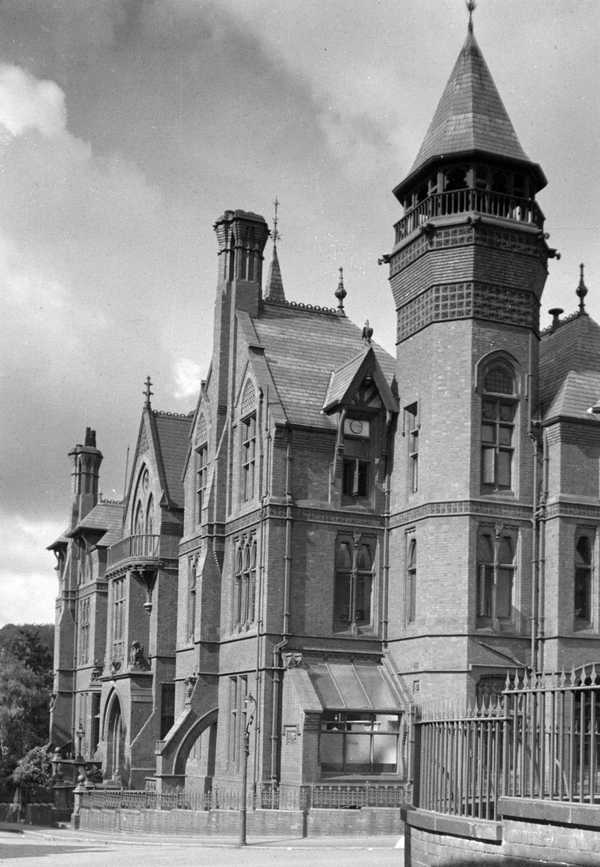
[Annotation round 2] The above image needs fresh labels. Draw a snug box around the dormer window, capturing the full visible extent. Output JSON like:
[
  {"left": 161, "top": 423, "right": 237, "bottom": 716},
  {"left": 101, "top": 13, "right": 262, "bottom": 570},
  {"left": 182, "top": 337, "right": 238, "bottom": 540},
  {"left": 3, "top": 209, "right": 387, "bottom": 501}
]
[{"left": 342, "top": 418, "right": 371, "bottom": 501}]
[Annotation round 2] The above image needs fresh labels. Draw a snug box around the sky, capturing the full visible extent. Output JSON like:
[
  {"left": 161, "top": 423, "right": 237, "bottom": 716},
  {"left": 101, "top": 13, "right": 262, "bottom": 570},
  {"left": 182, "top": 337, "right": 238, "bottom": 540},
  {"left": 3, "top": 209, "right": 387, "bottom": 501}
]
[{"left": 0, "top": 0, "right": 598, "bottom": 626}]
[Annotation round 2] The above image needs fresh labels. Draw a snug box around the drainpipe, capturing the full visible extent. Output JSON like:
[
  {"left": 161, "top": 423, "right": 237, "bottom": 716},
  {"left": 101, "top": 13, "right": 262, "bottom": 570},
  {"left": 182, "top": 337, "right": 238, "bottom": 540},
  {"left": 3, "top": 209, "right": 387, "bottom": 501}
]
[
  {"left": 530, "top": 425, "right": 539, "bottom": 671},
  {"left": 381, "top": 413, "right": 393, "bottom": 644},
  {"left": 252, "top": 387, "right": 267, "bottom": 794},
  {"left": 537, "top": 427, "right": 549, "bottom": 673},
  {"left": 270, "top": 427, "right": 293, "bottom": 782}
]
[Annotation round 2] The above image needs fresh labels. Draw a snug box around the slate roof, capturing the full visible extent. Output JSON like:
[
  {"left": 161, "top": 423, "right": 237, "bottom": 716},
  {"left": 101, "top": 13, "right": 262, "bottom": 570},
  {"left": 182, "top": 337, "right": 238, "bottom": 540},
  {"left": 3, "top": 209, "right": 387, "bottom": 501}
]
[
  {"left": 398, "top": 28, "right": 544, "bottom": 196},
  {"left": 251, "top": 301, "right": 396, "bottom": 429},
  {"left": 47, "top": 531, "right": 69, "bottom": 551},
  {"left": 539, "top": 313, "right": 600, "bottom": 416},
  {"left": 73, "top": 501, "right": 124, "bottom": 547},
  {"left": 152, "top": 411, "right": 193, "bottom": 509},
  {"left": 544, "top": 370, "right": 600, "bottom": 423},
  {"left": 323, "top": 346, "right": 398, "bottom": 414}
]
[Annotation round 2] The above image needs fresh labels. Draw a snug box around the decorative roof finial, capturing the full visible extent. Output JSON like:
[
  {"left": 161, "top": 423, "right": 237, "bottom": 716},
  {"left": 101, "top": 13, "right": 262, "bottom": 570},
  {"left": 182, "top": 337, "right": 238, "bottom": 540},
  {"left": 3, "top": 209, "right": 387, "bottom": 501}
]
[
  {"left": 466, "top": 0, "right": 476, "bottom": 33},
  {"left": 576, "top": 262, "right": 588, "bottom": 314},
  {"left": 362, "top": 320, "right": 374, "bottom": 345},
  {"left": 272, "top": 195, "right": 281, "bottom": 248},
  {"left": 143, "top": 375, "right": 154, "bottom": 409},
  {"left": 335, "top": 267, "right": 347, "bottom": 312}
]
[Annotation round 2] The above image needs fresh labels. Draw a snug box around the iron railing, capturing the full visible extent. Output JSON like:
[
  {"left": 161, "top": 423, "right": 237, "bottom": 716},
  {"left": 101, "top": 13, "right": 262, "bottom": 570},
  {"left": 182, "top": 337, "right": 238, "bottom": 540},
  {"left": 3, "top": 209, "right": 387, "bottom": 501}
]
[
  {"left": 503, "top": 666, "right": 600, "bottom": 804},
  {"left": 414, "top": 665, "right": 600, "bottom": 820},
  {"left": 415, "top": 700, "right": 506, "bottom": 819},
  {"left": 394, "top": 188, "right": 545, "bottom": 243},
  {"left": 81, "top": 780, "right": 411, "bottom": 812},
  {"left": 107, "top": 534, "right": 180, "bottom": 570}
]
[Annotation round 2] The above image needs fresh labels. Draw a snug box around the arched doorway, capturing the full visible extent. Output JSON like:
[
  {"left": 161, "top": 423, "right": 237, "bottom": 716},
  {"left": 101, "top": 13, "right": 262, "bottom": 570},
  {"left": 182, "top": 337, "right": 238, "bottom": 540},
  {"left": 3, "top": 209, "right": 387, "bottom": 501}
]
[{"left": 105, "top": 694, "right": 125, "bottom": 783}]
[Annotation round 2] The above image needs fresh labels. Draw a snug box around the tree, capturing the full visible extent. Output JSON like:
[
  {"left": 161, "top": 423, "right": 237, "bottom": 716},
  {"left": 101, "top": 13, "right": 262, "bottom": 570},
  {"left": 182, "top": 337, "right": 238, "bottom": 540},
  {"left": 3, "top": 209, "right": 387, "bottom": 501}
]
[{"left": 0, "top": 626, "right": 54, "bottom": 798}]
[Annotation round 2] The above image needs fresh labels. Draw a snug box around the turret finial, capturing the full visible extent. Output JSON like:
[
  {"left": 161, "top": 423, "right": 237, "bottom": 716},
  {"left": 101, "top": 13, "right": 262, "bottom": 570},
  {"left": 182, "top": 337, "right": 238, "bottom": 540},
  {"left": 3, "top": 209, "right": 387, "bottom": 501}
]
[
  {"left": 143, "top": 376, "right": 154, "bottom": 409},
  {"left": 466, "top": 0, "right": 476, "bottom": 33},
  {"left": 576, "top": 262, "right": 588, "bottom": 314},
  {"left": 335, "top": 267, "right": 347, "bottom": 312},
  {"left": 272, "top": 196, "right": 281, "bottom": 248}
]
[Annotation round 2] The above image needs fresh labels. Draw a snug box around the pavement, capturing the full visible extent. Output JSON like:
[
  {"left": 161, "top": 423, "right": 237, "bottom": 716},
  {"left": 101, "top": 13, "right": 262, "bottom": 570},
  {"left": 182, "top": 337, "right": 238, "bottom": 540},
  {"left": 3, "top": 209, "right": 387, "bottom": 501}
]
[
  {"left": 9, "top": 823, "right": 404, "bottom": 849},
  {"left": 0, "top": 824, "right": 405, "bottom": 866}
]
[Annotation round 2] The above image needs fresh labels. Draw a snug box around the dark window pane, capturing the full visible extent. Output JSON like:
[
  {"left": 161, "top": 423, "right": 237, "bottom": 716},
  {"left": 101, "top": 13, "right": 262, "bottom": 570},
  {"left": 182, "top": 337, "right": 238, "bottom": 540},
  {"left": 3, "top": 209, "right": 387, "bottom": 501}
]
[
  {"left": 496, "top": 568, "right": 513, "bottom": 618},
  {"left": 355, "top": 574, "right": 372, "bottom": 625},
  {"left": 484, "top": 366, "right": 514, "bottom": 394},
  {"left": 497, "top": 451, "right": 512, "bottom": 487},
  {"left": 334, "top": 572, "right": 351, "bottom": 628}
]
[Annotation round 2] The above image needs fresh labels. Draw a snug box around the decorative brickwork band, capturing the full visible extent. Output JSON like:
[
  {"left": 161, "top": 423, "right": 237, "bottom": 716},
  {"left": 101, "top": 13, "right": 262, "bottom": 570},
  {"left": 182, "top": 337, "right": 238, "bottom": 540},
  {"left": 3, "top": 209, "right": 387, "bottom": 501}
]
[
  {"left": 390, "top": 224, "right": 545, "bottom": 278},
  {"left": 397, "top": 281, "right": 539, "bottom": 343}
]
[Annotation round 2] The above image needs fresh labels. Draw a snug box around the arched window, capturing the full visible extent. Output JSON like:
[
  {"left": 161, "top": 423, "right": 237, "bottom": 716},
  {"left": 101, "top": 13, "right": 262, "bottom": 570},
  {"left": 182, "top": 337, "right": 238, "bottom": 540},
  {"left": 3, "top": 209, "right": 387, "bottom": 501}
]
[
  {"left": 575, "top": 532, "right": 593, "bottom": 626},
  {"left": 477, "top": 526, "right": 516, "bottom": 625},
  {"left": 134, "top": 501, "right": 144, "bottom": 535},
  {"left": 145, "top": 495, "right": 154, "bottom": 536},
  {"left": 333, "top": 535, "right": 374, "bottom": 632},
  {"left": 481, "top": 361, "right": 517, "bottom": 492},
  {"left": 233, "top": 536, "right": 257, "bottom": 629}
]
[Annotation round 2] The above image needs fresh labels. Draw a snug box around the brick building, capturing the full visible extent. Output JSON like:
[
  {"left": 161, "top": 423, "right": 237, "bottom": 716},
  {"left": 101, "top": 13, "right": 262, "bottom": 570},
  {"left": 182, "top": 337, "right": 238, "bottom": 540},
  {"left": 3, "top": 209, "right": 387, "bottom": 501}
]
[{"left": 49, "top": 21, "right": 600, "bottom": 793}]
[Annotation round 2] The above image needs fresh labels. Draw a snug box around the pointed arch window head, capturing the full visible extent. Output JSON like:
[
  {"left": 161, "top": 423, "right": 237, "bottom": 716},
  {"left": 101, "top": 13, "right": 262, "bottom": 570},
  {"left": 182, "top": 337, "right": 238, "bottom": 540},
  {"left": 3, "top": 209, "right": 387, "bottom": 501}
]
[{"left": 481, "top": 360, "right": 518, "bottom": 492}]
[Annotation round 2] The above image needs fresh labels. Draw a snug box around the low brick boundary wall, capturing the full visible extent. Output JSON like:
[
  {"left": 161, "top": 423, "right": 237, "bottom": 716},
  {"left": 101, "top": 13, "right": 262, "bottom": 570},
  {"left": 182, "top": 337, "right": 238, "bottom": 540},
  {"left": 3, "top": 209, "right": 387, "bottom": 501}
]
[
  {"left": 78, "top": 806, "right": 404, "bottom": 837},
  {"left": 403, "top": 804, "right": 600, "bottom": 866}
]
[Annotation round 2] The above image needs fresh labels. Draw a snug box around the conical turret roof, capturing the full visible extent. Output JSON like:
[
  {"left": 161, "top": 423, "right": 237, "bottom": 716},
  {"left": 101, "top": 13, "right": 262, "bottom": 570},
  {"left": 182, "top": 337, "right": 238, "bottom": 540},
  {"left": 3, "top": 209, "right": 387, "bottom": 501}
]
[{"left": 395, "top": 28, "right": 545, "bottom": 198}]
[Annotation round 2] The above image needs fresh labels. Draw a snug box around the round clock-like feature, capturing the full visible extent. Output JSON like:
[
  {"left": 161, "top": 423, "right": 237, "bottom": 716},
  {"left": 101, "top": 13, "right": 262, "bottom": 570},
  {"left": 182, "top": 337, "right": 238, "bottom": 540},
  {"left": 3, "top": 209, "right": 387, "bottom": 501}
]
[{"left": 348, "top": 420, "right": 364, "bottom": 435}]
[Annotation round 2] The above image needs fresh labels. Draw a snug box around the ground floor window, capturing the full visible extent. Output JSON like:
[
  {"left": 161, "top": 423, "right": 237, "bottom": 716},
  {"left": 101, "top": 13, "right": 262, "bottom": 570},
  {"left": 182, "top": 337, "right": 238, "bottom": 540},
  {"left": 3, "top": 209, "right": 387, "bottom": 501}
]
[{"left": 319, "top": 711, "right": 401, "bottom": 774}]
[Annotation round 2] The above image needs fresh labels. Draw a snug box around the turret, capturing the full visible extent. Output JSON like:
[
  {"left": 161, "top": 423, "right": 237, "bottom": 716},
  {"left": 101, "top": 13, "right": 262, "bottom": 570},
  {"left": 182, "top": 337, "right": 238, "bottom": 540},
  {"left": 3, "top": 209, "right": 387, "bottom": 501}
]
[
  {"left": 69, "top": 427, "right": 102, "bottom": 528},
  {"left": 389, "top": 22, "right": 551, "bottom": 340}
]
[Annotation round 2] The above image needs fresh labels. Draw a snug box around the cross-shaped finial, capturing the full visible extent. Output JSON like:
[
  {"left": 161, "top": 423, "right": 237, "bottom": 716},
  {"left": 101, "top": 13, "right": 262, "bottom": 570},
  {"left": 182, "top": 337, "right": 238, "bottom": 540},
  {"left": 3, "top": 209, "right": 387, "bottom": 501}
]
[
  {"left": 272, "top": 196, "right": 281, "bottom": 246},
  {"left": 143, "top": 375, "right": 153, "bottom": 408},
  {"left": 466, "top": 0, "right": 476, "bottom": 32}
]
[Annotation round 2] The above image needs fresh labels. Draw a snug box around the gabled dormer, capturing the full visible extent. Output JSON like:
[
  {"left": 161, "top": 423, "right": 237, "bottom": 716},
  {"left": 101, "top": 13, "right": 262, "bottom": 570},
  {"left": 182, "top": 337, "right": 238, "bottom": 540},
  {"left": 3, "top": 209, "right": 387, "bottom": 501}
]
[{"left": 323, "top": 343, "right": 398, "bottom": 509}]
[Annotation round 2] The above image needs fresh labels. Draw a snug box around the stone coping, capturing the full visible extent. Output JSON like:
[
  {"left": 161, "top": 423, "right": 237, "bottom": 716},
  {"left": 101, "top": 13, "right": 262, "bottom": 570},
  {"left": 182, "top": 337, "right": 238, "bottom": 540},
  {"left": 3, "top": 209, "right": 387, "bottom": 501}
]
[
  {"left": 401, "top": 806, "right": 502, "bottom": 843},
  {"left": 498, "top": 796, "right": 600, "bottom": 829}
]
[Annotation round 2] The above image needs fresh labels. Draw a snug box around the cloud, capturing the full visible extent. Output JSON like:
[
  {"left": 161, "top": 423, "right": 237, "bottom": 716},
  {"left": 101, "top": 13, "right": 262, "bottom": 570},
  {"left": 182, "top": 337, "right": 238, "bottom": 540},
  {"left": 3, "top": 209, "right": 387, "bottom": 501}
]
[
  {"left": 173, "top": 357, "right": 202, "bottom": 401},
  {"left": 0, "top": 513, "right": 63, "bottom": 627},
  {"left": 0, "top": 64, "right": 66, "bottom": 138}
]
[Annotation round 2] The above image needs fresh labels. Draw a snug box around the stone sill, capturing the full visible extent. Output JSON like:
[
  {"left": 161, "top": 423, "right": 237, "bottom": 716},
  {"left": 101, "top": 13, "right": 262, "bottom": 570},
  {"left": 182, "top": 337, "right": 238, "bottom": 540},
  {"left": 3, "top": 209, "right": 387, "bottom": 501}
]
[
  {"left": 402, "top": 806, "right": 502, "bottom": 843},
  {"left": 498, "top": 796, "right": 600, "bottom": 829}
]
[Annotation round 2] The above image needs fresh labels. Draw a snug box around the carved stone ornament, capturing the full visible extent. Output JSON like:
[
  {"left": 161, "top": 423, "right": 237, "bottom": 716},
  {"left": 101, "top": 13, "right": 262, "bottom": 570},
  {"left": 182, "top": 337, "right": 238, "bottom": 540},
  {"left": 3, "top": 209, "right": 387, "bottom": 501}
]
[
  {"left": 129, "top": 640, "right": 150, "bottom": 671},
  {"left": 282, "top": 651, "right": 303, "bottom": 669},
  {"left": 184, "top": 675, "right": 197, "bottom": 705}
]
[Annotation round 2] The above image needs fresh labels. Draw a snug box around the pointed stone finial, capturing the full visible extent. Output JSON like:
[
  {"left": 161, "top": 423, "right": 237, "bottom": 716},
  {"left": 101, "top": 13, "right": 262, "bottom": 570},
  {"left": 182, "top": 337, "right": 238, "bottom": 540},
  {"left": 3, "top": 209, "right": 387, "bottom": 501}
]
[
  {"left": 143, "top": 376, "right": 153, "bottom": 409},
  {"left": 576, "top": 262, "right": 588, "bottom": 313},
  {"left": 335, "top": 267, "right": 347, "bottom": 312},
  {"left": 362, "top": 319, "right": 374, "bottom": 345},
  {"left": 466, "top": 0, "right": 476, "bottom": 33}
]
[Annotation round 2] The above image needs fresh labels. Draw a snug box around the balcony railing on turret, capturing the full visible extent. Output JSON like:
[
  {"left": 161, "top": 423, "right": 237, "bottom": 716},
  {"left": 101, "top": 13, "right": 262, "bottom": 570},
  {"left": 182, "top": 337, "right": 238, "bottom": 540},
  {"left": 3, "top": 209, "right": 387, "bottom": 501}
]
[
  {"left": 394, "top": 188, "right": 545, "bottom": 244},
  {"left": 106, "top": 534, "right": 180, "bottom": 572}
]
